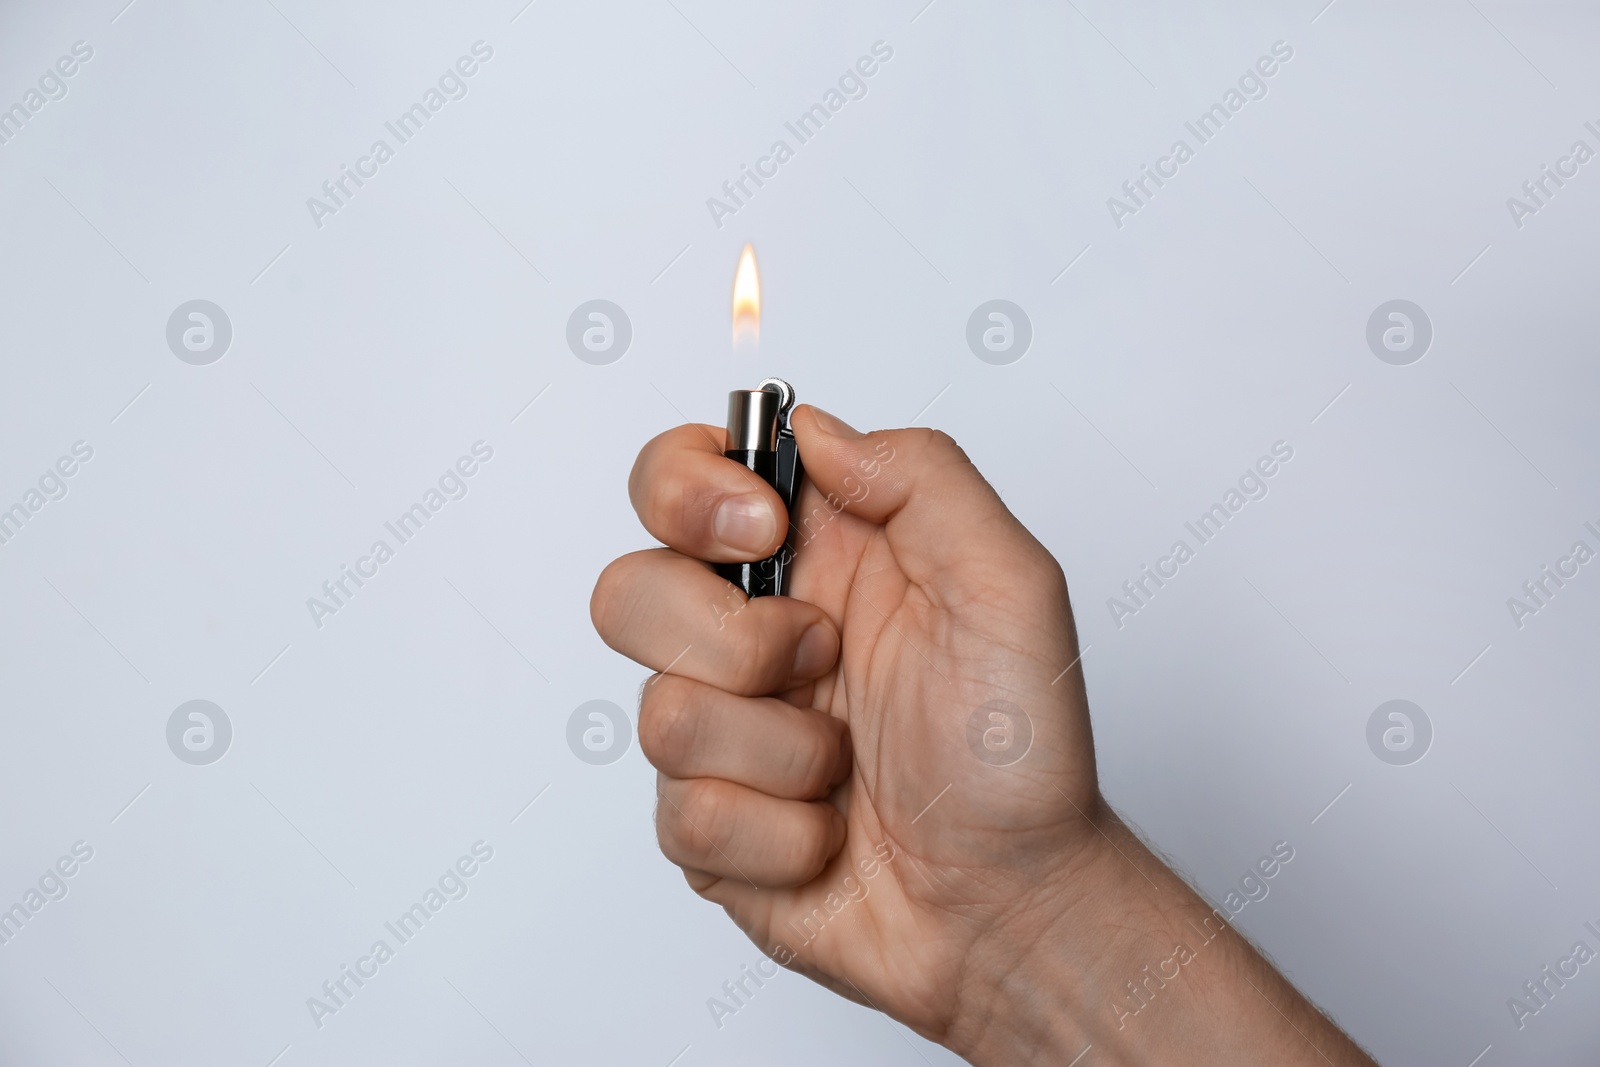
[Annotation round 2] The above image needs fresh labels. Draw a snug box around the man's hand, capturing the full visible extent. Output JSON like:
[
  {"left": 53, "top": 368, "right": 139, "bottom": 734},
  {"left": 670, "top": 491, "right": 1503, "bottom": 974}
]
[{"left": 591, "top": 407, "right": 1377, "bottom": 1066}]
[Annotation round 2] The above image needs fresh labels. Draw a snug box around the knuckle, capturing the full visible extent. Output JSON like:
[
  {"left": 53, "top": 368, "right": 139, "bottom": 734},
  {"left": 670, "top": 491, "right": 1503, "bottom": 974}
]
[
  {"left": 626, "top": 443, "right": 654, "bottom": 513},
  {"left": 588, "top": 557, "right": 629, "bottom": 643},
  {"left": 590, "top": 549, "right": 669, "bottom": 653},
  {"left": 1045, "top": 553, "right": 1070, "bottom": 596},
  {"left": 628, "top": 426, "right": 692, "bottom": 512},
  {"left": 656, "top": 792, "right": 697, "bottom": 860},
  {"left": 785, "top": 719, "right": 838, "bottom": 798},
  {"left": 682, "top": 867, "right": 721, "bottom": 897},
  {"left": 723, "top": 611, "right": 779, "bottom": 694},
  {"left": 899, "top": 426, "right": 966, "bottom": 468},
  {"left": 670, "top": 480, "right": 722, "bottom": 547},
  {"left": 638, "top": 677, "right": 700, "bottom": 770},
  {"left": 674, "top": 780, "right": 735, "bottom": 861},
  {"left": 873, "top": 426, "right": 967, "bottom": 481},
  {"left": 798, "top": 807, "right": 839, "bottom": 877},
  {"left": 895, "top": 425, "right": 953, "bottom": 454},
  {"left": 926, "top": 428, "right": 974, "bottom": 469}
]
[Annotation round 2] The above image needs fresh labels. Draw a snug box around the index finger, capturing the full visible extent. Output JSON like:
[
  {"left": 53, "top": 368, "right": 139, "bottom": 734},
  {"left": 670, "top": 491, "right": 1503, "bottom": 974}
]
[{"left": 627, "top": 423, "right": 789, "bottom": 563}]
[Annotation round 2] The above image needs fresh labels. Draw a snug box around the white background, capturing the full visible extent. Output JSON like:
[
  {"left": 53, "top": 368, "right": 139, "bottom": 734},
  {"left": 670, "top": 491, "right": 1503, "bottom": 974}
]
[{"left": 0, "top": 1, "right": 1597, "bottom": 1064}]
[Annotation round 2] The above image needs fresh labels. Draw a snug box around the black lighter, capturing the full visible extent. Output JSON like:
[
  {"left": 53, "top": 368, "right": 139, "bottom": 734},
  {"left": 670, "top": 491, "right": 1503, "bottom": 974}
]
[{"left": 714, "top": 378, "right": 804, "bottom": 598}]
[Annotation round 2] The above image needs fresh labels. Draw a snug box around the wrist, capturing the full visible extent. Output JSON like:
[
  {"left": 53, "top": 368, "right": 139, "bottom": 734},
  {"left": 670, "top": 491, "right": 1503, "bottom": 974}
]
[
  {"left": 944, "top": 798, "right": 1256, "bottom": 1066},
  {"left": 943, "top": 799, "right": 1376, "bottom": 1067},
  {"left": 944, "top": 794, "right": 1150, "bottom": 1065}
]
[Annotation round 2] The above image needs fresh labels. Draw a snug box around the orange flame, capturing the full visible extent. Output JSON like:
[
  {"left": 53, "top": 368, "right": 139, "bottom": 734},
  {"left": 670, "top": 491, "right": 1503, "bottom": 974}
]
[{"left": 732, "top": 243, "right": 759, "bottom": 346}]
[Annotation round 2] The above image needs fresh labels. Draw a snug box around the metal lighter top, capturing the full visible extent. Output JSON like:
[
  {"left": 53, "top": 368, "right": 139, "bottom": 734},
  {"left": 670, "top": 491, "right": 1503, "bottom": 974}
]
[
  {"left": 725, "top": 379, "right": 789, "bottom": 452},
  {"left": 715, "top": 378, "right": 804, "bottom": 598}
]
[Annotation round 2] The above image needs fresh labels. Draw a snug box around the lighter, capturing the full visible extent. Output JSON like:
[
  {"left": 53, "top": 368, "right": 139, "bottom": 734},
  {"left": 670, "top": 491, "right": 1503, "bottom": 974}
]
[{"left": 714, "top": 378, "right": 804, "bottom": 598}]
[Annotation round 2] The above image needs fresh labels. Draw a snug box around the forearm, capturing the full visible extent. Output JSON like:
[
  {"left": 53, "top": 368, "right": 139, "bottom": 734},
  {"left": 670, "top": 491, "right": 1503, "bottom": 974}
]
[{"left": 949, "top": 800, "right": 1377, "bottom": 1066}]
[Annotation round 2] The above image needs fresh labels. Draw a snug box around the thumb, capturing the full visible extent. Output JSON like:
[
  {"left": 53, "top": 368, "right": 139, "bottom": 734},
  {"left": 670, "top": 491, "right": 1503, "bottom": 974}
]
[{"left": 790, "top": 404, "right": 1057, "bottom": 597}]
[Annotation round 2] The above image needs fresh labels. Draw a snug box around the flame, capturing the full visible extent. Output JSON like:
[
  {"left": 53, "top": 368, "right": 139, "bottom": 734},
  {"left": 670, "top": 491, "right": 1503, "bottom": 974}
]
[{"left": 732, "top": 243, "right": 760, "bottom": 346}]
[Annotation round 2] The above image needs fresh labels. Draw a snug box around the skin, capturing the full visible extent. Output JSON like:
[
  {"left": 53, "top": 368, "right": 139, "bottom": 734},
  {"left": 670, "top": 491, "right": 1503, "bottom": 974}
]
[{"left": 592, "top": 406, "right": 1380, "bottom": 1065}]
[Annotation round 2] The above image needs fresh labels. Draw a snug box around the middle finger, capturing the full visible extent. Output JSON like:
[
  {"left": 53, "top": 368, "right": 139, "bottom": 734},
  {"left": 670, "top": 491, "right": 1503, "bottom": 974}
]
[{"left": 591, "top": 548, "right": 840, "bottom": 695}]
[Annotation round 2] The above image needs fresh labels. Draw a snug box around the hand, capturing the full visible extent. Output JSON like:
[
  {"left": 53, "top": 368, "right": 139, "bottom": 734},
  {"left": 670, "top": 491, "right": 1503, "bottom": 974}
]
[
  {"left": 592, "top": 407, "right": 1096, "bottom": 1032},
  {"left": 591, "top": 407, "right": 1377, "bottom": 1065}
]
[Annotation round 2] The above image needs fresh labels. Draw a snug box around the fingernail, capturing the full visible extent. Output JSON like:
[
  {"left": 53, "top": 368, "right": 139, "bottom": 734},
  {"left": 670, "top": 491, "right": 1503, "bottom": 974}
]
[
  {"left": 714, "top": 494, "right": 777, "bottom": 554},
  {"left": 792, "top": 622, "right": 838, "bottom": 679},
  {"left": 808, "top": 406, "right": 863, "bottom": 440}
]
